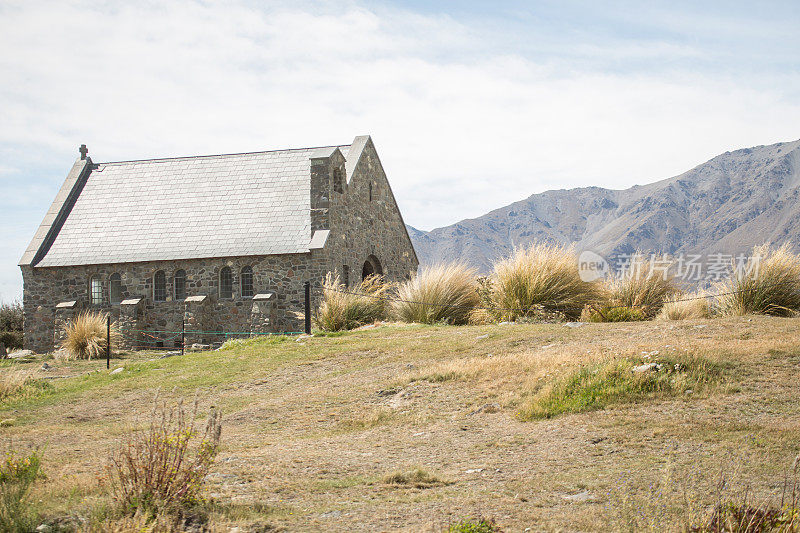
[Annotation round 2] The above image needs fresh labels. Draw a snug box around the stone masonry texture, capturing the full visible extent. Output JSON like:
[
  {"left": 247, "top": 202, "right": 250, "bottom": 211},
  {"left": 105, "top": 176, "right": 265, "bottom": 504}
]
[{"left": 21, "top": 136, "right": 418, "bottom": 353}]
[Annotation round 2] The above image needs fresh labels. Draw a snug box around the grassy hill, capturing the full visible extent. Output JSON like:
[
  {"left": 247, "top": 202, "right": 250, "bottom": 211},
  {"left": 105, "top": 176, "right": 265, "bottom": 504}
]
[{"left": 2, "top": 316, "right": 800, "bottom": 531}]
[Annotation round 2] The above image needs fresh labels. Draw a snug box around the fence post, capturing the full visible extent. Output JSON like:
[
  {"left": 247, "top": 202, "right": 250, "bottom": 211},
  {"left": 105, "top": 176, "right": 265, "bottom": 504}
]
[
  {"left": 181, "top": 317, "right": 185, "bottom": 356},
  {"left": 304, "top": 281, "right": 311, "bottom": 334},
  {"left": 106, "top": 314, "right": 111, "bottom": 369}
]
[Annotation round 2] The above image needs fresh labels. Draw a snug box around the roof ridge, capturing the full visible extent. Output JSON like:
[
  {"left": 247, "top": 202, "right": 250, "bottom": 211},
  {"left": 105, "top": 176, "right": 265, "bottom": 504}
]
[{"left": 97, "top": 143, "right": 350, "bottom": 166}]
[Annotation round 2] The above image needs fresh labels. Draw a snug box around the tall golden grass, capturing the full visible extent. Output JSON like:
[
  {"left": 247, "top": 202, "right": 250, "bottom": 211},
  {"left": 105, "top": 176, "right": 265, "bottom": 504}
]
[
  {"left": 715, "top": 244, "right": 800, "bottom": 316},
  {"left": 595, "top": 253, "right": 679, "bottom": 319},
  {"left": 0, "top": 368, "right": 36, "bottom": 401},
  {"left": 315, "top": 273, "right": 389, "bottom": 331},
  {"left": 392, "top": 264, "right": 480, "bottom": 325},
  {"left": 59, "top": 311, "right": 121, "bottom": 360},
  {"left": 491, "top": 243, "right": 599, "bottom": 320},
  {"left": 657, "top": 292, "right": 711, "bottom": 321}
]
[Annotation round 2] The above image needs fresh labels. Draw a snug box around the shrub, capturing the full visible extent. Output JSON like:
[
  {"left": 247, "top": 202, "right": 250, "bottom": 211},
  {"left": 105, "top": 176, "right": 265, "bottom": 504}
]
[
  {"left": 0, "top": 301, "right": 23, "bottom": 352},
  {"left": 107, "top": 396, "right": 222, "bottom": 517},
  {"left": 315, "top": 273, "right": 389, "bottom": 331},
  {"left": 520, "top": 354, "right": 723, "bottom": 420},
  {"left": 392, "top": 264, "right": 479, "bottom": 325},
  {"left": 583, "top": 305, "right": 648, "bottom": 323},
  {"left": 599, "top": 253, "right": 679, "bottom": 319},
  {"left": 491, "top": 243, "right": 600, "bottom": 321},
  {"left": 59, "top": 311, "right": 121, "bottom": 360},
  {"left": 657, "top": 292, "right": 711, "bottom": 321},
  {"left": 0, "top": 449, "right": 43, "bottom": 533},
  {"left": 715, "top": 243, "right": 800, "bottom": 317},
  {"left": 448, "top": 517, "right": 500, "bottom": 533}
]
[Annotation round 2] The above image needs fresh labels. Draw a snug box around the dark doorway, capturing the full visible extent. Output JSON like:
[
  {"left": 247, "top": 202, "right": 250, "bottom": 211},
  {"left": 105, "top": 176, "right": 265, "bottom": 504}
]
[{"left": 362, "top": 255, "right": 383, "bottom": 280}]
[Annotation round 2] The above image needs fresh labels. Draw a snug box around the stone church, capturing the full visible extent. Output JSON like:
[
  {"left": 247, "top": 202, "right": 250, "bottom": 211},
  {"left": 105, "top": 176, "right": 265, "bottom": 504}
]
[{"left": 20, "top": 136, "right": 418, "bottom": 353}]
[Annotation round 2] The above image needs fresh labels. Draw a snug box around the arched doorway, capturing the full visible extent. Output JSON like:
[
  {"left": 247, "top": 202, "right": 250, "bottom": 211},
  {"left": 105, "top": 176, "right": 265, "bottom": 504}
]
[{"left": 362, "top": 255, "right": 383, "bottom": 280}]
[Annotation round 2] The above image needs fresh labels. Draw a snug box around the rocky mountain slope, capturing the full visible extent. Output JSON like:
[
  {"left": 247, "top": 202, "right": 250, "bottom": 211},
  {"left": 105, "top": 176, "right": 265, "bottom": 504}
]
[{"left": 409, "top": 139, "right": 800, "bottom": 271}]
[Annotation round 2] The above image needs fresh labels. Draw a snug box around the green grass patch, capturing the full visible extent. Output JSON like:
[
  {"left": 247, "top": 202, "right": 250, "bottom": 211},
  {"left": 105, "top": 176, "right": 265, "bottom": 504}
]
[
  {"left": 217, "top": 335, "right": 289, "bottom": 351},
  {"left": 520, "top": 354, "right": 725, "bottom": 420},
  {"left": 448, "top": 517, "right": 500, "bottom": 533}
]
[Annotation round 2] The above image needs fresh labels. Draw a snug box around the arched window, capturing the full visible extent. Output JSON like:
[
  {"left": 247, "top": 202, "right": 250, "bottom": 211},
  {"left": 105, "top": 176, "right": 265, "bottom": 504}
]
[
  {"left": 174, "top": 269, "right": 186, "bottom": 301},
  {"left": 241, "top": 266, "right": 254, "bottom": 298},
  {"left": 368, "top": 182, "right": 373, "bottom": 202},
  {"left": 220, "top": 267, "right": 233, "bottom": 299},
  {"left": 110, "top": 273, "right": 122, "bottom": 304},
  {"left": 362, "top": 255, "right": 383, "bottom": 280},
  {"left": 153, "top": 270, "right": 167, "bottom": 302},
  {"left": 90, "top": 276, "right": 103, "bottom": 305}
]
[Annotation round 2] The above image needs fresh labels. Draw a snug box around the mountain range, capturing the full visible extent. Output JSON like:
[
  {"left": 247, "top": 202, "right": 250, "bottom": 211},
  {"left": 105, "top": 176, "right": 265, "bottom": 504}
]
[{"left": 408, "top": 139, "right": 800, "bottom": 271}]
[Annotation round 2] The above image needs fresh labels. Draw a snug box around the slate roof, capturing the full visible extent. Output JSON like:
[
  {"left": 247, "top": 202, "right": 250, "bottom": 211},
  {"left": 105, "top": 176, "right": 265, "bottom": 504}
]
[{"left": 31, "top": 143, "right": 353, "bottom": 267}]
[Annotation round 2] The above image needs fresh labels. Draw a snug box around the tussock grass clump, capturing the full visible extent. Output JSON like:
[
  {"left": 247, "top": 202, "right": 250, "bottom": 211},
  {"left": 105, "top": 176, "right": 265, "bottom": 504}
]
[
  {"left": 315, "top": 273, "right": 389, "bottom": 331},
  {"left": 0, "top": 449, "right": 43, "bottom": 533},
  {"left": 589, "top": 254, "right": 679, "bottom": 320},
  {"left": 715, "top": 244, "right": 800, "bottom": 317},
  {"left": 658, "top": 292, "right": 712, "bottom": 321},
  {"left": 218, "top": 335, "right": 288, "bottom": 351},
  {"left": 59, "top": 311, "right": 121, "bottom": 360},
  {"left": 381, "top": 468, "right": 449, "bottom": 488},
  {"left": 491, "top": 243, "right": 600, "bottom": 321},
  {"left": 107, "top": 396, "right": 222, "bottom": 517},
  {"left": 393, "top": 264, "right": 479, "bottom": 325},
  {"left": 520, "top": 354, "right": 723, "bottom": 420},
  {"left": 0, "top": 368, "right": 49, "bottom": 402}
]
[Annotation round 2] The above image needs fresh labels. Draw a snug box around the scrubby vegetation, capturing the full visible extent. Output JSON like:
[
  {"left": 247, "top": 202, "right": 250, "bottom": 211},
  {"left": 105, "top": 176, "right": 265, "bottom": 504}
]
[
  {"left": 448, "top": 517, "right": 500, "bottom": 532},
  {"left": 59, "top": 311, "right": 121, "bottom": 360},
  {"left": 315, "top": 273, "right": 389, "bottom": 331},
  {"left": 0, "top": 368, "right": 50, "bottom": 402},
  {"left": 107, "top": 396, "right": 222, "bottom": 519},
  {"left": 595, "top": 254, "right": 679, "bottom": 320},
  {"left": 716, "top": 243, "right": 800, "bottom": 317},
  {"left": 392, "top": 264, "right": 479, "bottom": 325},
  {"left": 0, "top": 449, "right": 43, "bottom": 532},
  {"left": 520, "top": 354, "right": 724, "bottom": 420},
  {"left": 658, "top": 292, "right": 712, "bottom": 321},
  {"left": 381, "top": 468, "right": 449, "bottom": 488},
  {"left": 490, "top": 243, "right": 600, "bottom": 321},
  {"left": 0, "top": 300, "right": 23, "bottom": 353}
]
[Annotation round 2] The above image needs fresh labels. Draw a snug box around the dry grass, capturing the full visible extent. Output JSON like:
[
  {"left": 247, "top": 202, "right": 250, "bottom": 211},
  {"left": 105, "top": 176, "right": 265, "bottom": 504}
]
[
  {"left": 715, "top": 243, "right": 800, "bottom": 317},
  {"left": 4, "top": 316, "right": 800, "bottom": 531},
  {"left": 0, "top": 368, "right": 36, "bottom": 401},
  {"left": 59, "top": 311, "right": 121, "bottom": 360},
  {"left": 592, "top": 253, "right": 679, "bottom": 319},
  {"left": 658, "top": 292, "right": 712, "bottom": 321},
  {"left": 315, "top": 273, "right": 390, "bottom": 331},
  {"left": 491, "top": 243, "right": 600, "bottom": 320},
  {"left": 392, "top": 263, "right": 480, "bottom": 325}
]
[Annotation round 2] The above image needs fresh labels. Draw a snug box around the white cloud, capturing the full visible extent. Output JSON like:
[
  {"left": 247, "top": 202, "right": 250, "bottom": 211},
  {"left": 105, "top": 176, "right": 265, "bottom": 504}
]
[{"left": 1, "top": 0, "right": 799, "bottom": 301}]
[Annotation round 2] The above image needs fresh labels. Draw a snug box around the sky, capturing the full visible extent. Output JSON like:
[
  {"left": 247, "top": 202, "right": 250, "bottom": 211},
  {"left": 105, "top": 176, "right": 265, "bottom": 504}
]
[{"left": 1, "top": 0, "right": 800, "bottom": 302}]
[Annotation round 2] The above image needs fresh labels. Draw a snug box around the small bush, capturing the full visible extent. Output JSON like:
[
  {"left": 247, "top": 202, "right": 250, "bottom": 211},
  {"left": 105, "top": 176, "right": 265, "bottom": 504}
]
[
  {"left": 381, "top": 468, "right": 449, "bottom": 488},
  {"left": 107, "top": 396, "right": 222, "bottom": 517},
  {"left": 657, "top": 292, "right": 711, "bottom": 321},
  {"left": 393, "top": 264, "right": 479, "bottom": 325},
  {"left": 583, "top": 305, "right": 648, "bottom": 323},
  {"left": 315, "top": 273, "right": 389, "bottom": 331},
  {"left": 0, "top": 301, "right": 23, "bottom": 353},
  {"left": 0, "top": 449, "right": 44, "bottom": 533},
  {"left": 448, "top": 517, "right": 500, "bottom": 532},
  {"left": 600, "top": 254, "right": 679, "bottom": 318},
  {"left": 59, "top": 311, "right": 121, "bottom": 360},
  {"left": 715, "top": 243, "right": 800, "bottom": 317},
  {"left": 0, "top": 368, "right": 50, "bottom": 402},
  {"left": 520, "top": 355, "right": 723, "bottom": 420},
  {"left": 491, "top": 243, "right": 600, "bottom": 321}
]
